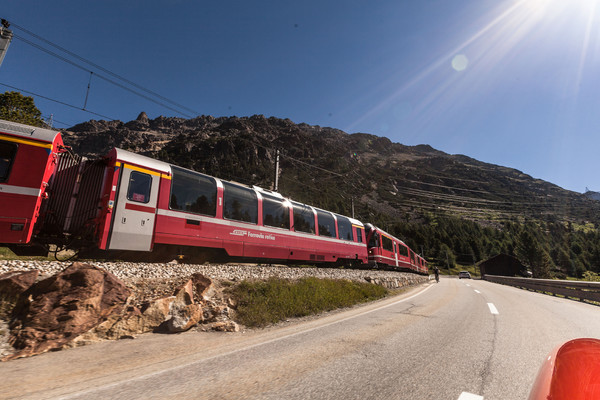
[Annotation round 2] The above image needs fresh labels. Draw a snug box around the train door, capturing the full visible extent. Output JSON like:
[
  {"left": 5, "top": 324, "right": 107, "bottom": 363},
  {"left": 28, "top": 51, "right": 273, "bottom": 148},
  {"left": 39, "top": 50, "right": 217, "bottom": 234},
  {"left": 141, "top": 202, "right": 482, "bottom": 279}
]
[
  {"left": 393, "top": 241, "right": 399, "bottom": 267},
  {"left": 108, "top": 165, "right": 159, "bottom": 251}
]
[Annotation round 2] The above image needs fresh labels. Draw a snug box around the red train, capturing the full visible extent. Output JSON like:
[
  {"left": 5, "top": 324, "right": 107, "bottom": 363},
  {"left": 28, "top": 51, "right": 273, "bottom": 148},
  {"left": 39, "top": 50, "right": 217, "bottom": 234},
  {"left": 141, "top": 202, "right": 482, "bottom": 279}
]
[{"left": 0, "top": 119, "right": 427, "bottom": 274}]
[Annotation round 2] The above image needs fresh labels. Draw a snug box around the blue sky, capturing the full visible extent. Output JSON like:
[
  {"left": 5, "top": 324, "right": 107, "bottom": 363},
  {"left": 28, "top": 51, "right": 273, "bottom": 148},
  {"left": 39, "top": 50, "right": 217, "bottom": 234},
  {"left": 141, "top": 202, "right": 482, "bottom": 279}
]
[{"left": 2, "top": 0, "right": 599, "bottom": 193}]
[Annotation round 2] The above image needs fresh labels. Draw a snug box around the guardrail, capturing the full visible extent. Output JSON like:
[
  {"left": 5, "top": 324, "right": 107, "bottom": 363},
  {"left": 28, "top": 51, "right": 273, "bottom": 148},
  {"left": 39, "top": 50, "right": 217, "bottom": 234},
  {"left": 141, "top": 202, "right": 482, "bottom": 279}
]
[{"left": 484, "top": 275, "right": 600, "bottom": 303}]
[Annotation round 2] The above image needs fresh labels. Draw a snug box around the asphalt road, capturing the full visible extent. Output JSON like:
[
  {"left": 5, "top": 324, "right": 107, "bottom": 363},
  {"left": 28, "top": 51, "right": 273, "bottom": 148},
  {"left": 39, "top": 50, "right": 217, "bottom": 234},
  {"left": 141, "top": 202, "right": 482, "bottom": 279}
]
[{"left": 2, "top": 277, "right": 600, "bottom": 400}]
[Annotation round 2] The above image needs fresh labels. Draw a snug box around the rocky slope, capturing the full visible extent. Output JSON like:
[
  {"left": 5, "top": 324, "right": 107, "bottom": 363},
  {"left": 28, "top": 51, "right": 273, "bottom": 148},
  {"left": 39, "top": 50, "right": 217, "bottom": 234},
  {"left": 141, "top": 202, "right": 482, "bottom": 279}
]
[{"left": 62, "top": 113, "right": 600, "bottom": 226}]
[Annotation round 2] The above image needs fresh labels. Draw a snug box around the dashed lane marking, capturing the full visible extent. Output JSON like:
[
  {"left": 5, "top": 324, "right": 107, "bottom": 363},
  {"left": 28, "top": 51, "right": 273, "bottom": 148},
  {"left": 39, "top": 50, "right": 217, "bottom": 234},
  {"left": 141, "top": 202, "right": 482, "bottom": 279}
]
[
  {"left": 474, "top": 290, "right": 481, "bottom": 294},
  {"left": 487, "top": 303, "right": 499, "bottom": 315},
  {"left": 458, "top": 392, "right": 484, "bottom": 400}
]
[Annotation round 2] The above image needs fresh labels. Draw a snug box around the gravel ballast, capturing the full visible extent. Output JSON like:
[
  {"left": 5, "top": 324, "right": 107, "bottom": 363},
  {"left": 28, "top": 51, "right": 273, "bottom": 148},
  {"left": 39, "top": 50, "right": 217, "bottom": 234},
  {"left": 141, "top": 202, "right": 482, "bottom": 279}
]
[{"left": 0, "top": 260, "right": 428, "bottom": 285}]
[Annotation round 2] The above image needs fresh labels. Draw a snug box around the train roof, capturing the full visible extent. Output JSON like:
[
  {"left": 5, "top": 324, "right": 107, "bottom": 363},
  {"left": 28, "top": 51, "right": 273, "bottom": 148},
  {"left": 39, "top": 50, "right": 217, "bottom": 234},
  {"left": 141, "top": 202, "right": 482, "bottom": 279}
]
[
  {"left": 0, "top": 119, "right": 61, "bottom": 144},
  {"left": 366, "top": 224, "right": 408, "bottom": 246},
  {"left": 110, "top": 148, "right": 171, "bottom": 174},
  {"left": 110, "top": 147, "right": 364, "bottom": 228}
]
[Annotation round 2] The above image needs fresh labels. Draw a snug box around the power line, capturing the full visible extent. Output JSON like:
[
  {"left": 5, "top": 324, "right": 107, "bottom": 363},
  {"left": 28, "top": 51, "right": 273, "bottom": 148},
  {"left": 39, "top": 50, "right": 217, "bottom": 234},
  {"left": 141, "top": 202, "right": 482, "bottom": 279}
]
[
  {"left": 0, "top": 82, "right": 115, "bottom": 120},
  {"left": 8, "top": 21, "right": 199, "bottom": 118},
  {"left": 12, "top": 33, "right": 196, "bottom": 118}
]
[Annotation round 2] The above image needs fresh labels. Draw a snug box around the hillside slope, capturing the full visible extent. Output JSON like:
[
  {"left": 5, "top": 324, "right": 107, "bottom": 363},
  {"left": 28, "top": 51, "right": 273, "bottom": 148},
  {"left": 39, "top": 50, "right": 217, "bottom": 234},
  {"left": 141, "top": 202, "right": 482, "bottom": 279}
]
[{"left": 63, "top": 112, "right": 599, "bottom": 227}]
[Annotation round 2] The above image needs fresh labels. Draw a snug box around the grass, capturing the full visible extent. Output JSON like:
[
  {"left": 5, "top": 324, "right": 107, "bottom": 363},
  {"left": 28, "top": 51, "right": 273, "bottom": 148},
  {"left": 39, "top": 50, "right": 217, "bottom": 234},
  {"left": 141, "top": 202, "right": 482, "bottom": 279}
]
[
  {"left": 0, "top": 246, "right": 75, "bottom": 261},
  {"left": 228, "top": 277, "right": 388, "bottom": 328}
]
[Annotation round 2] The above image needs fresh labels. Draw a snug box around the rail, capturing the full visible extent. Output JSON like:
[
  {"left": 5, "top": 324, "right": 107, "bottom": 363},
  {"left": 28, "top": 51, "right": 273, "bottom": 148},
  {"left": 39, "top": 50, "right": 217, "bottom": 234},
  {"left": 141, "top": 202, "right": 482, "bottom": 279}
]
[{"left": 484, "top": 275, "right": 600, "bottom": 303}]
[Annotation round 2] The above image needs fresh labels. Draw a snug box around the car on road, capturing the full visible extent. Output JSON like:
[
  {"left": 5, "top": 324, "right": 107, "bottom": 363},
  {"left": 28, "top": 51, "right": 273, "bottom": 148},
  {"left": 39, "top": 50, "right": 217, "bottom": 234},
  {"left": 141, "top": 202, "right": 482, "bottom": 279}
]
[{"left": 458, "top": 271, "right": 471, "bottom": 279}]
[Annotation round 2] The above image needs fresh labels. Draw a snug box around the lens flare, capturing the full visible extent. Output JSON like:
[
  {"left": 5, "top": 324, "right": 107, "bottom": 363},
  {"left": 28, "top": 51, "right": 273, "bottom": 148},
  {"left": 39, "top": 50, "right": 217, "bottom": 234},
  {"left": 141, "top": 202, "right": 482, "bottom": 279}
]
[{"left": 452, "top": 54, "right": 469, "bottom": 71}]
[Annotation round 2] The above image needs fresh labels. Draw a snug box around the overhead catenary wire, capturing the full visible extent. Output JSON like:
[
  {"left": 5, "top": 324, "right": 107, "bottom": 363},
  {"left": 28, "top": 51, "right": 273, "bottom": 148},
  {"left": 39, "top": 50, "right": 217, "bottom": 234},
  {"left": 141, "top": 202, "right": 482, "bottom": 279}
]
[
  {"left": 12, "top": 33, "right": 196, "bottom": 119},
  {"left": 9, "top": 21, "right": 200, "bottom": 117},
  {"left": 0, "top": 82, "right": 116, "bottom": 120}
]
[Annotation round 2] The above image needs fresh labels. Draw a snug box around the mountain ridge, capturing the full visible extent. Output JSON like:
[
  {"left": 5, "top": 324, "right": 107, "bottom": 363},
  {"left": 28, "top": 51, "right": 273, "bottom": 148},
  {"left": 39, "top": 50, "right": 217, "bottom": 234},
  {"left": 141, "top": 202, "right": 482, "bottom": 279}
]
[{"left": 62, "top": 113, "right": 598, "bottom": 228}]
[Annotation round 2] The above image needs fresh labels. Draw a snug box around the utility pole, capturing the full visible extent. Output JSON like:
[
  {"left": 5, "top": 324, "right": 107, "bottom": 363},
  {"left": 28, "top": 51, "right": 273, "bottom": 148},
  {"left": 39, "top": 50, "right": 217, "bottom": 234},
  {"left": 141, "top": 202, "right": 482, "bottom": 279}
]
[
  {"left": 273, "top": 149, "right": 280, "bottom": 192},
  {"left": 0, "top": 20, "right": 13, "bottom": 69},
  {"left": 351, "top": 197, "right": 355, "bottom": 219}
]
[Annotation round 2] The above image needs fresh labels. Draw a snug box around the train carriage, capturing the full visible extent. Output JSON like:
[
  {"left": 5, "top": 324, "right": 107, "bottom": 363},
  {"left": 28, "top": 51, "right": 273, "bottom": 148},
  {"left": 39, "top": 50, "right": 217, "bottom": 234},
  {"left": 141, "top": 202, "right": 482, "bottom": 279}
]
[
  {"left": 364, "top": 223, "right": 428, "bottom": 274},
  {"left": 0, "top": 118, "right": 428, "bottom": 273},
  {"left": 0, "top": 120, "right": 65, "bottom": 248}
]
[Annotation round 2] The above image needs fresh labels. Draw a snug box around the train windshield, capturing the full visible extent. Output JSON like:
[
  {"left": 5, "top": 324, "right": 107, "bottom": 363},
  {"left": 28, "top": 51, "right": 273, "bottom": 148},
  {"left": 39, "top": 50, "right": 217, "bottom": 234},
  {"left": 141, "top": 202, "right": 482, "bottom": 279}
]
[
  {"left": 368, "top": 231, "right": 379, "bottom": 248},
  {"left": 0, "top": 140, "right": 18, "bottom": 183}
]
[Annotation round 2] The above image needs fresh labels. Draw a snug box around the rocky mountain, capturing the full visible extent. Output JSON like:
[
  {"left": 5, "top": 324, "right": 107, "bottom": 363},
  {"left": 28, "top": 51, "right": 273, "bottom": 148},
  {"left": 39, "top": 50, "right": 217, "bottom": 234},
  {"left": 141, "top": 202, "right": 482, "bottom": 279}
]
[
  {"left": 63, "top": 112, "right": 599, "bottom": 228},
  {"left": 585, "top": 190, "right": 600, "bottom": 201}
]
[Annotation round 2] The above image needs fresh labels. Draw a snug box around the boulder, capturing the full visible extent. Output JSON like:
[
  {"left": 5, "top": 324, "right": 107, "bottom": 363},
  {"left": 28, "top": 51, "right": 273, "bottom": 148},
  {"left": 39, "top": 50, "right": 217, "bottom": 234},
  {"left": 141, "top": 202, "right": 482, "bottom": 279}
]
[
  {"left": 80, "top": 305, "right": 144, "bottom": 342},
  {"left": 138, "top": 296, "right": 176, "bottom": 333},
  {"left": 167, "top": 303, "right": 203, "bottom": 333},
  {"left": 173, "top": 279, "right": 194, "bottom": 305},
  {"left": 191, "top": 273, "right": 213, "bottom": 300},
  {"left": 0, "top": 270, "right": 39, "bottom": 301},
  {"left": 3, "top": 263, "right": 131, "bottom": 360},
  {"left": 202, "top": 301, "right": 230, "bottom": 323},
  {"left": 211, "top": 321, "right": 240, "bottom": 332}
]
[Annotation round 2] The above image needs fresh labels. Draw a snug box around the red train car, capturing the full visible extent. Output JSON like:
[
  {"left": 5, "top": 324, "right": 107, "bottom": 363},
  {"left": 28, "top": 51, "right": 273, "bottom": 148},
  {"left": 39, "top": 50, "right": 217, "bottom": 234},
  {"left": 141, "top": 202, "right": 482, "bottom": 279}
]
[
  {"left": 0, "top": 120, "right": 65, "bottom": 248},
  {"left": 97, "top": 148, "right": 368, "bottom": 265},
  {"left": 364, "top": 224, "right": 428, "bottom": 274},
  {"left": 1, "top": 118, "right": 431, "bottom": 273},
  {"left": 0, "top": 120, "right": 369, "bottom": 266}
]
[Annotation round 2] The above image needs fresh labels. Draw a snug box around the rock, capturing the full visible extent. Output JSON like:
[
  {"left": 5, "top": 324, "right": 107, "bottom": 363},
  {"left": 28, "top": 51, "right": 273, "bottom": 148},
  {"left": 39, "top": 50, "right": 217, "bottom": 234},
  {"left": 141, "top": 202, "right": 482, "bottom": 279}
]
[
  {"left": 3, "top": 262, "right": 131, "bottom": 361},
  {"left": 192, "top": 273, "right": 213, "bottom": 300},
  {"left": 0, "top": 270, "right": 39, "bottom": 301},
  {"left": 202, "top": 301, "right": 230, "bottom": 323},
  {"left": 173, "top": 279, "right": 194, "bottom": 305},
  {"left": 139, "top": 296, "right": 176, "bottom": 332},
  {"left": 167, "top": 303, "right": 203, "bottom": 333},
  {"left": 136, "top": 111, "right": 149, "bottom": 124},
  {"left": 211, "top": 321, "right": 239, "bottom": 332},
  {"left": 87, "top": 305, "right": 143, "bottom": 341},
  {"left": 226, "top": 297, "right": 237, "bottom": 308}
]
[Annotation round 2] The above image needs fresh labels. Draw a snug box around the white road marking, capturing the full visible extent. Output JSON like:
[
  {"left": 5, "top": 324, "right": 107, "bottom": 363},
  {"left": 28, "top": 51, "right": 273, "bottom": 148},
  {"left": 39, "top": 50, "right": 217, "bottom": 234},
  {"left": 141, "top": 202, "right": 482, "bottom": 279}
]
[
  {"left": 474, "top": 290, "right": 481, "bottom": 294},
  {"left": 487, "top": 303, "right": 499, "bottom": 315},
  {"left": 466, "top": 284, "right": 471, "bottom": 287},
  {"left": 458, "top": 392, "right": 484, "bottom": 400}
]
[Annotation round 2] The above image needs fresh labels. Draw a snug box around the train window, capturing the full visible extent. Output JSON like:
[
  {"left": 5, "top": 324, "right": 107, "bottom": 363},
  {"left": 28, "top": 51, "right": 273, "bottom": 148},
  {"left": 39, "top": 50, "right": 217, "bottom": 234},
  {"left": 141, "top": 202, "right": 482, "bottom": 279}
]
[
  {"left": 126, "top": 171, "right": 152, "bottom": 204},
  {"left": 0, "top": 141, "right": 18, "bottom": 183},
  {"left": 398, "top": 243, "right": 409, "bottom": 257},
  {"left": 355, "top": 227, "right": 363, "bottom": 243},
  {"left": 263, "top": 195, "right": 290, "bottom": 229},
  {"left": 223, "top": 182, "right": 258, "bottom": 223},
  {"left": 292, "top": 202, "right": 315, "bottom": 234},
  {"left": 170, "top": 166, "right": 217, "bottom": 216},
  {"left": 317, "top": 210, "right": 336, "bottom": 237},
  {"left": 382, "top": 235, "right": 394, "bottom": 252},
  {"left": 336, "top": 215, "right": 353, "bottom": 241},
  {"left": 368, "top": 231, "right": 379, "bottom": 247}
]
